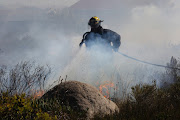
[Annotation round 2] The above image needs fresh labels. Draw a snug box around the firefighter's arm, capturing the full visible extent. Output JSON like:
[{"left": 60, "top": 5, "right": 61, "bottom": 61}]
[{"left": 79, "top": 32, "right": 90, "bottom": 48}]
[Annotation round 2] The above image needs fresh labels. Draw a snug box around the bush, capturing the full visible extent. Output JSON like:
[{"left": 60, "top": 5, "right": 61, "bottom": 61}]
[
  {"left": 0, "top": 91, "right": 56, "bottom": 120},
  {"left": 36, "top": 97, "right": 86, "bottom": 120}
]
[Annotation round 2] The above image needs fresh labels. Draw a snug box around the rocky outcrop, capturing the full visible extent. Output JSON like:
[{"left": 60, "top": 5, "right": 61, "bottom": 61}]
[{"left": 42, "top": 81, "right": 119, "bottom": 119}]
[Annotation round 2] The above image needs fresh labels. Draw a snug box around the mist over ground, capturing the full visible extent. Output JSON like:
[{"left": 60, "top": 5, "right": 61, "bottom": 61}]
[{"left": 0, "top": 0, "right": 180, "bottom": 91}]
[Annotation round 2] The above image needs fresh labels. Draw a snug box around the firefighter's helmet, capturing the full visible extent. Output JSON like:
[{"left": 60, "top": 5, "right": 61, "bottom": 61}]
[{"left": 88, "top": 16, "right": 103, "bottom": 28}]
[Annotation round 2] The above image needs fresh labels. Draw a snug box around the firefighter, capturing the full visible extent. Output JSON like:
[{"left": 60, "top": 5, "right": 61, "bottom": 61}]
[{"left": 79, "top": 16, "right": 121, "bottom": 52}]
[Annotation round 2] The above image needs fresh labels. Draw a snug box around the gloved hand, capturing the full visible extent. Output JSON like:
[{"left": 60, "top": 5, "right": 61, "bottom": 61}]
[{"left": 79, "top": 42, "right": 83, "bottom": 47}]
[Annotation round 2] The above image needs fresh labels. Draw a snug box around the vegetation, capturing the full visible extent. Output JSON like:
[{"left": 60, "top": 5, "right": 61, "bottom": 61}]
[
  {"left": 96, "top": 56, "right": 180, "bottom": 120},
  {"left": 0, "top": 61, "right": 85, "bottom": 120},
  {"left": 0, "top": 92, "right": 56, "bottom": 120},
  {"left": 0, "top": 61, "right": 51, "bottom": 96},
  {"left": 108, "top": 79, "right": 180, "bottom": 120},
  {"left": 0, "top": 57, "right": 180, "bottom": 120}
]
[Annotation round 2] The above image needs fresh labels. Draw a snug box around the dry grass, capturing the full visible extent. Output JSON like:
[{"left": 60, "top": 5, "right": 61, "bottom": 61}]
[{"left": 0, "top": 61, "right": 51, "bottom": 96}]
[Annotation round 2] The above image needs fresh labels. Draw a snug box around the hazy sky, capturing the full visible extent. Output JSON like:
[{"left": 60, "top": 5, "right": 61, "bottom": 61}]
[
  {"left": 72, "top": 0, "right": 174, "bottom": 9},
  {"left": 0, "top": 0, "right": 80, "bottom": 9}
]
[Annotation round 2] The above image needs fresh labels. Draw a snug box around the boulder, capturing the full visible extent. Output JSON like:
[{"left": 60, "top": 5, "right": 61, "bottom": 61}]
[{"left": 42, "top": 81, "right": 119, "bottom": 118}]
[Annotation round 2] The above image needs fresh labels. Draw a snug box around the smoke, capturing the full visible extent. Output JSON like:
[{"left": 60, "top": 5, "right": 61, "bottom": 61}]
[
  {"left": 0, "top": 0, "right": 180, "bottom": 91},
  {"left": 62, "top": 0, "right": 180, "bottom": 88},
  {"left": 116, "top": 1, "right": 180, "bottom": 85}
]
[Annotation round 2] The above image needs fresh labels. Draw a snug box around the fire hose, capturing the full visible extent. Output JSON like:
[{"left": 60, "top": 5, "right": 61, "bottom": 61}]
[{"left": 117, "top": 51, "right": 180, "bottom": 71}]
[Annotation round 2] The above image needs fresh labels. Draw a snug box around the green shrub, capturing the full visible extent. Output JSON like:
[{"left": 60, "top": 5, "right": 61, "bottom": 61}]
[
  {"left": 36, "top": 97, "right": 86, "bottom": 120},
  {"left": 0, "top": 91, "right": 56, "bottom": 120},
  {"left": 113, "top": 79, "right": 180, "bottom": 120}
]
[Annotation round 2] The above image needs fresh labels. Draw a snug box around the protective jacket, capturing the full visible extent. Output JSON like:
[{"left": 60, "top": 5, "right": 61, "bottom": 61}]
[{"left": 79, "top": 26, "right": 121, "bottom": 52}]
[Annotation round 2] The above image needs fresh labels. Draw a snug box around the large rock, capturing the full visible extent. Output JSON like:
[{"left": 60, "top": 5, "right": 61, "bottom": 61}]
[{"left": 42, "top": 81, "right": 119, "bottom": 118}]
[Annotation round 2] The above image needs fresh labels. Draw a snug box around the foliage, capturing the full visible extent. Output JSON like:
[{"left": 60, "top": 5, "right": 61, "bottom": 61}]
[
  {"left": 35, "top": 97, "right": 86, "bottom": 120},
  {"left": 0, "top": 91, "right": 56, "bottom": 120}
]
